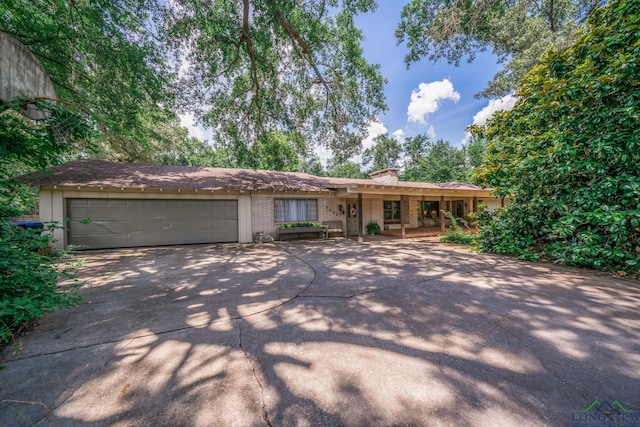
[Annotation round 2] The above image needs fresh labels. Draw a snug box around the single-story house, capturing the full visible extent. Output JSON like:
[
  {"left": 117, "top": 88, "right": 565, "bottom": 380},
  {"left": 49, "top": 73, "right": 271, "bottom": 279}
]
[{"left": 20, "top": 160, "right": 502, "bottom": 249}]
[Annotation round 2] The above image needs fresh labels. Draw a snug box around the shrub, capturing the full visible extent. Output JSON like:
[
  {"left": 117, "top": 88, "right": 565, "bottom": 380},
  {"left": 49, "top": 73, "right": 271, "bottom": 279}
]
[
  {"left": 0, "top": 221, "right": 81, "bottom": 347},
  {"left": 439, "top": 210, "right": 477, "bottom": 245},
  {"left": 280, "top": 222, "right": 321, "bottom": 228},
  {"left": 474, "top": 0, "right": 640, "bottom": 274},
  {"left": 366, "top": 220, "right": 381, "bottom": 235}
]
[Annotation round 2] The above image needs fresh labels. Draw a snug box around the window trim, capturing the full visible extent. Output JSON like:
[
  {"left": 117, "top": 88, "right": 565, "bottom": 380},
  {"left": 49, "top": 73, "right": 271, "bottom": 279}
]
[{"left": 383, "top": 200, "right": 401, "bottom": 223}]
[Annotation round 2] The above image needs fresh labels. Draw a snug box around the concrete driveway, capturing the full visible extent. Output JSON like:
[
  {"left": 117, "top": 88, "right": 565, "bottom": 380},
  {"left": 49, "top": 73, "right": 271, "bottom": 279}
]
[{"left": 1, "top": 239, "right": 639, "bottom": 426}]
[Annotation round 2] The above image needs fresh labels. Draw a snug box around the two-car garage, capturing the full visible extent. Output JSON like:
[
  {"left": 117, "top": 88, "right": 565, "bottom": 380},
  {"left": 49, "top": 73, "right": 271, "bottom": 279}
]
[{"left": 67, "top": 199, "right": 239, "bottom": 249}]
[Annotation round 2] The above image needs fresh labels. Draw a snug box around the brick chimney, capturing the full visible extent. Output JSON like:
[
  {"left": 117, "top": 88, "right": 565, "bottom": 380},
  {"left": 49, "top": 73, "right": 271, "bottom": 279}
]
[{"left": 369, "top": 168, "right": 400, "bottom": 184}]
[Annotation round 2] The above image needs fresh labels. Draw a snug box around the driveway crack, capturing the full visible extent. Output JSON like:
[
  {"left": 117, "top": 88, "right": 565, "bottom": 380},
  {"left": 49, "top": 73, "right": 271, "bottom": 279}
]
[{"left": 233, "top": 318, "right": 272, "bottom": 427}]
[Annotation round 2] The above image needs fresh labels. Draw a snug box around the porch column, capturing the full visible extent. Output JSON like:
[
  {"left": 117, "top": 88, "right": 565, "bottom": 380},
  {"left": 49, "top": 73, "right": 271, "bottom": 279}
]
[
  {"left": 400, "top": 195, "right": 406, "bottom": 236},
  {"left": 473, "top": 197, "right": 477, "bottom": 213},
  {"left": 440, "top": 195, "right": 445, "bottom": 232},
  {"left": 357, "top": 192, "right": 364, "bottom": 243},
  {"left": 501, "top": 197, "right": 505, "bottom": 208}
]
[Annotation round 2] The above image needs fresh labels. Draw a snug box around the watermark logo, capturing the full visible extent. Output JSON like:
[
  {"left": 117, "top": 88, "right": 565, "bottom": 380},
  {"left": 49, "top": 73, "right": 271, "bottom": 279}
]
[{"left": 572, "top": 400, "right": 640, "bottom": 427}]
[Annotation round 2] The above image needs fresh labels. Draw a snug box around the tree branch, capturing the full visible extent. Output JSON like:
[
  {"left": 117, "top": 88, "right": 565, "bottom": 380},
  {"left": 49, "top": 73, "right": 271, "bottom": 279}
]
[
  {"left": 241, "top": 0, "right": 262, "bottom": 125},
  {"left": 271, "top": 4, "right": 338, "bottom": 116}
]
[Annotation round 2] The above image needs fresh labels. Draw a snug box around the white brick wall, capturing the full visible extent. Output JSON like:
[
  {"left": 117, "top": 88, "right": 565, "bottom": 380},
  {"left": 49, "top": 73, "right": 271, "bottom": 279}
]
[{"left": 251, "top": 195, "right": 277, "bottom": 238}]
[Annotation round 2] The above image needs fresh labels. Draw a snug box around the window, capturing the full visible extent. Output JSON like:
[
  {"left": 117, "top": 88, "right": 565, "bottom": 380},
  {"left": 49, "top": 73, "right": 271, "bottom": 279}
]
[
  {"left": 422, "top": 201, "right": 440, "bottom": 219},
  {"left": 274, "top": 199, "right": 318, "bottom": 222},
  {"left": 383, "top": 201, "right": 401, "bottom": 223}
]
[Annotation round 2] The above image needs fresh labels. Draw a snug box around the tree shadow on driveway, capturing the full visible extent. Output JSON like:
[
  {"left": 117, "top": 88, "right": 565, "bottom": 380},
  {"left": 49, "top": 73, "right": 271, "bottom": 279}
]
[{"left": 1, "top": 239, "right": 639, "bottom": 426}]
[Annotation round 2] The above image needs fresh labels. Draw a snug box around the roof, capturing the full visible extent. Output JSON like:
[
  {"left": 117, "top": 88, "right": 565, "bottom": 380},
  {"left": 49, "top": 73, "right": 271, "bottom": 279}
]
[
  {"left": 19, "top": 160, "right": 333, "bottom": 193},
  {"left": 19, "top": 159, "right": 490, "bottom": 194}
]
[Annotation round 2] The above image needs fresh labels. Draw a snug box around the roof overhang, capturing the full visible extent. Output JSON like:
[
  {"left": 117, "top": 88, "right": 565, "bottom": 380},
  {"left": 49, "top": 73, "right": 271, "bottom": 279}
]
[{"left": 333, "top": 185, "right": 495, "bottom": 198}]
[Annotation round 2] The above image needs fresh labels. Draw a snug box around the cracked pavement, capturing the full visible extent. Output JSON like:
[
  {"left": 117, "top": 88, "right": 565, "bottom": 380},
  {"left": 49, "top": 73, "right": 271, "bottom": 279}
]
[{"left": 1, "top": 238, "right": 639, "bottom": 426}]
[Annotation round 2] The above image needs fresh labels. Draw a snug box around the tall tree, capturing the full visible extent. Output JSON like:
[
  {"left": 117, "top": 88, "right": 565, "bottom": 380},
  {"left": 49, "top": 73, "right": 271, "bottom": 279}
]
[
  {"left": 299, "top": 154, "right": 326, "bottom": 176},
  {"left": 362, "top": 134, "right": 401, "bottom": 172},
  {"left": 326, "top": 159, "right": 367, "bottom": 179},
  {"left": 474, "top": 0, "right": 640, "bottom": 273},
  {"left": 402, "top": 134, "right": 431, "bottom": 172},
  {"left": 403, "top": 139, "right": 468, "bottom": 183},
  {"left": 396, "top": 0, "right": 601, "bottom": 97},
  {"left": 0, "top": 0, "right": 176, "bottom": 156},
  {"left": 166, "top": 0, "right": 387, "bottom": 158}
]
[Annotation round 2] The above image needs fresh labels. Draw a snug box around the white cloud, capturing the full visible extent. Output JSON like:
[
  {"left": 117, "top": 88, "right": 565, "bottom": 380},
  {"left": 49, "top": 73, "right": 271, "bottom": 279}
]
[
  {"left": 391, "top": 128, "right": 405, "bottom": 143},
  {"left": 407, "top": 79, "right": 461, "bottom": 124},
  {"left": 460, "top": 94, "right": 518, "bottom": 146},
  {"left": 179, "top": 113, "right": 205, "bottom": 140},
  {"left": 362, "top": 120, "right": 388, "bottom": 151},
  {"left": 472, "top": 94, "right": 517, "bottom": 126},
  {"left": 426, "top": 125, "right": 436, "bottom": 139},
  {"left": 314, "top": 144, "right": 333, "bottom": 167}
]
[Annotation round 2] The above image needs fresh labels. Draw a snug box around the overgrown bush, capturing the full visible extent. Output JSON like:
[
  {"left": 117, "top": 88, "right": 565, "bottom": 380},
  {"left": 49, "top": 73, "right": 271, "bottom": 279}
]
[
  {"left": 439, "top": 211, "right": 477, "bottom": 245},
  {"left": 474, "top": 0, "right": 640, "bottom": 274},
  {"left": 0, "top": 222, "right": 81, "bottom": 347}
]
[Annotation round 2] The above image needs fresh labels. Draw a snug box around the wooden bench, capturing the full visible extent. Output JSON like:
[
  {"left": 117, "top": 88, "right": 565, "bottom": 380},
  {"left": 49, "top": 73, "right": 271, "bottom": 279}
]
[
  {"left": 322, "top": 220, "right": 345, "bottom": 238},
  {"left": 278, "top": 226, "right": 326, "bottom": 241}
]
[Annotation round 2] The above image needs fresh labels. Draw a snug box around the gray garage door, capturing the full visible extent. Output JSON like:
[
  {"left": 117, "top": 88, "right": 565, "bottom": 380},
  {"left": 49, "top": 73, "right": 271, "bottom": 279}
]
[{"left": 67, "top": 199, "right": 238, "bottom": 249}]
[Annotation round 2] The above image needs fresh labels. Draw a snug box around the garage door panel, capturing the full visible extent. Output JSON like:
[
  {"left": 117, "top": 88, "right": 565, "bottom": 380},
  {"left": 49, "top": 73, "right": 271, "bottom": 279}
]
[{"left": 67, "top": 199, "right": 238, "bottom": 249}]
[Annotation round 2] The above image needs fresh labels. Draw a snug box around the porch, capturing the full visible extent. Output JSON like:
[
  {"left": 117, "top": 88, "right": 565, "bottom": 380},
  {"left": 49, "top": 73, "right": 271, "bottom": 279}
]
[{"left": 379, "top": 226, "right": 478, "bottom": 239}]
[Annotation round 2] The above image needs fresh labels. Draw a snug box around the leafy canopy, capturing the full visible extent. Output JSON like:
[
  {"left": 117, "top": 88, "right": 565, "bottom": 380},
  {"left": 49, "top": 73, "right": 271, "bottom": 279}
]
[
  {"left": 474, "top": 0, "right": 640, "bottom": 273},
  {"left": 402, "top": 138, "right": 470, "bottom": 183},
  {"left": 0, "top": 0, "right": 176, "bottom": 158},
  {"left": 167, "top": 0, "right": 387, "bottom": 158},
  {"left": 396, "top": 0, "right": 602, "bottom": 97},
  {"left": 362, "top": 133, "right": 401, "bottom": 172}
]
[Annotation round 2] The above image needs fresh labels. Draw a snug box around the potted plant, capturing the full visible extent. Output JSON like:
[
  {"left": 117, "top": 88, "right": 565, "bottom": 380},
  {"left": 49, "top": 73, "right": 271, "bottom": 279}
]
[{"left": 366, "top": 220, "right": 381, "bottom": 235}]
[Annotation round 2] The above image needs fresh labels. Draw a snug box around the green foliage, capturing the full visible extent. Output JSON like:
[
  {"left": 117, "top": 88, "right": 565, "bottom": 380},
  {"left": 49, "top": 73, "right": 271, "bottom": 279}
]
[
  {"left": 167, "top": 0, "right": 387, "bottom": 158},
  {"left": 366, "top": 220, "right": 381, "bottom": 235},
  {"left": 396, "top": 0, "right": 594, "bottom": 97},
  {"left": 0, "top": 0, "right": 175, "bottom": 157},
  {"left": 0, "top": 101, "right": 93, "bottom": 217},
  {"left": 0, "top": 101, "right": 87, "bottom": 348},
  {"left": 299, "top": 155, "right": 326, "bottom": 177},
  {"left": 0, "top": 222, "right": 80, "bottom": 346},
  {"left": 402, "top": 139, "right": 470, "bottom": 183},
  {"left": 156, "top": 136, "right": 229, "bottom": 168},
  {"left": 228, "top": 131, "right": 306, "bottom": 172},
  {"left": 362, "top": 133, "right": 402, "bottom": 172},
  {"left": 475, "top": 0, "right": 640, "bottom": 273},
  {"left": 326, "top": 159, "right": 367, "bottom": 179},
  {"left": 439, "top": 210, "right": 477, "bottom": 245},
  {"left": 401, "top": 134, "right": 430, "bottom": 172},
  {"left": 280, "top": 222, "right": 321, "bottom": 228}
]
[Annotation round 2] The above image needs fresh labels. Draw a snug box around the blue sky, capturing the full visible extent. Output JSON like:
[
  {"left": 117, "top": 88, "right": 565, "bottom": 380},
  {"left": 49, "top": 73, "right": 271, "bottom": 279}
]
[{"left": 352, "top": 2, "right": 516, "bottom": 156}]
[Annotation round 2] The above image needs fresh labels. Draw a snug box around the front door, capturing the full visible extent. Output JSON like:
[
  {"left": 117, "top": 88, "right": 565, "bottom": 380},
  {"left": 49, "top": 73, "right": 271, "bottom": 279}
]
[{"left": 346, "top": 199, "right": 360, "bottom": 236}]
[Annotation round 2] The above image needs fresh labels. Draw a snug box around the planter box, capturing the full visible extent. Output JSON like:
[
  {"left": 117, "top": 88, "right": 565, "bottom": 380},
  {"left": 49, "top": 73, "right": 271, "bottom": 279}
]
[{"left": 278, "top": 226, "right": 325, "bottom": 240}]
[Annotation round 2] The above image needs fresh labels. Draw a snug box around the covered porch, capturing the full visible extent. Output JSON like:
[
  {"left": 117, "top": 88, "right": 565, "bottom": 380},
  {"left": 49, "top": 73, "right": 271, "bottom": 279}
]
[
  {"left": 379, "top": 225, "right": 479, "bottom": 239},
  {"left": 328, "top": 168, "right": 499, "bottom": 242}
]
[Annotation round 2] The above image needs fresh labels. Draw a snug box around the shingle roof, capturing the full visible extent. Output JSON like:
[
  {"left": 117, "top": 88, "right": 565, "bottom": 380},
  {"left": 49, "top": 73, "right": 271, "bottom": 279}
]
[
  {"left": 19, "top": 160, "right": 333, "bottom": 192},
  {"left": 19, "top": 159, "right": 489, "bottom": 193}
]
